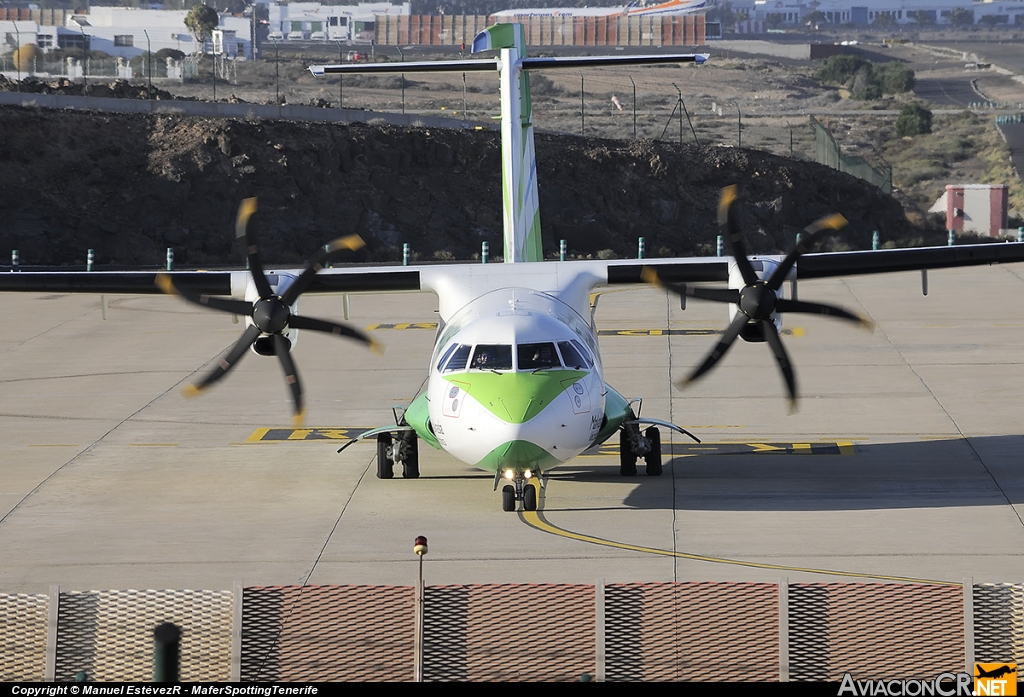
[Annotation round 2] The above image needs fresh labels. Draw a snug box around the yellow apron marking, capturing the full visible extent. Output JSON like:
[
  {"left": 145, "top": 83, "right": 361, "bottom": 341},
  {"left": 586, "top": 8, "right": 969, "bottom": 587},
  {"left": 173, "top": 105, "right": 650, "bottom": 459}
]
[
  {"left": 365, "top": 322, "right": 438, "bottom": 330},
  {"left": 838, "top": 441, "right": 856, "bottom": 456},
  {"left": 288, "top": 429, "right": 315, "bottom": 440},
  {"left": 519, "top": 509, "right": 957, "bottom": 586},
  {"left": 246, "top": 428, "right": 271, "bottom": 443}
]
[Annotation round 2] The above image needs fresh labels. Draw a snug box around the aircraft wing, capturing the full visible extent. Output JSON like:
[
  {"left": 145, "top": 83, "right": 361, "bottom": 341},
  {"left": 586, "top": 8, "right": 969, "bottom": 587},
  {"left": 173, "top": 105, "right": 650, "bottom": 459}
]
[
  {"left": 0, "top": 267, "right": 424, "bottom": 296},
  {"left": 602, "top": 242, "right": 1024, "bottom": 285}
]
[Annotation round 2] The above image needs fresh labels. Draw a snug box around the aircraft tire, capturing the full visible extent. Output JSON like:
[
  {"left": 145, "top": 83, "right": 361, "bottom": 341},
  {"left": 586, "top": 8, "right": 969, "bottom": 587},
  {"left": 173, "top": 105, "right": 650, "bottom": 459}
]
[
  {"left": 619, "top": 428, "right": 637, "bottom": 476},
  {"left": 523, "top": 483, "right": 538, "bottom": 511},
  {"left": 502, "top": 484, "right": 516, "bottom": 512},
  {"left": 644, "top": 426, "right": 662, "bottom": 476},
  {"left": 376, "top": 433, "right": 394, "bottom": 479},
  {"left": 402, "top": 434, "right": 419, "bottom": 479}
]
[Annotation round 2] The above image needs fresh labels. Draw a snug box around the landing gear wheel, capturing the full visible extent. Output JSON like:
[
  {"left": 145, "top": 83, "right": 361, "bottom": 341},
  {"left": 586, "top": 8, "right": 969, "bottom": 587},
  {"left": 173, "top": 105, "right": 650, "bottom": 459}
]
[
  {"left": 523, "top": 483, "right": 538, "bottom": 511},
  {"left": 376, "top": 433, "right": 394, "bottom": 479},
  {"left": 619, "top": 428, "right": 637, "bottom": 476},
  {"left": 401, "top": 433, "right": 419, "bottom": 479},
  {"left": 502, "top": 484, "right": 516, "bottom": 512},
  {"left": 644, "top": 426, "right": 662, "bottom": 476}
]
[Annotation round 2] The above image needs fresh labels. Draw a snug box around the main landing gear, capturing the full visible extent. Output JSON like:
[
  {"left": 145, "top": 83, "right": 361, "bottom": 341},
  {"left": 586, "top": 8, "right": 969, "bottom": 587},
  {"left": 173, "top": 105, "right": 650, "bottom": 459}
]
[
  {"left": 497, "top": 470, "right": 540, "bottom": 512},
  {"left": 376, "top": 431, "right": 419, "bottom": 479},
  {"left": 619, "top": 424, "right": 662, "bottom": 476}
]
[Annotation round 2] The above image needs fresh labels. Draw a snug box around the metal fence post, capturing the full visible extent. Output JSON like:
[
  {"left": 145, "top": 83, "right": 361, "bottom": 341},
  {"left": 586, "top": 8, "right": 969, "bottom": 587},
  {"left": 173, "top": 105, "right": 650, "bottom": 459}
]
[
  {"left": 45, "top": 585, "right": 59, "bottom": 682},
  {"left": 595, "top": 579, "right": 605, "bottom": 682},
  {"left": 963, "top": 578, "right": 974, "bottom": 675},
  {"left": 779, "top": 578, "right": 789, "bottom": 682}
]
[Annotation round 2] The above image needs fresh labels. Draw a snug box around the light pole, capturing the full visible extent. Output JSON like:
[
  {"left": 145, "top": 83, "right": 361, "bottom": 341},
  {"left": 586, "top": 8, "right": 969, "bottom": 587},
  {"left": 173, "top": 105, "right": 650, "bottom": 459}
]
[
  {"left": 579, "top": 69, "right": 585, "bottom": 136},
  {"left": 144, "top": 30, "right": 152, "bottom": 99},
  {"left": 397, "top": 46, "right": 405, "bottom": 115},
  {"left": 13, "top": 22, "right": 20, "bottom": 92},
  {"left": 271, "top": 36, "right": 279, "bottom": 103},
  {"left": 336, "top": 41, "right": 344, "bottom": 108},
  {"left": 80, "top": 26, "right": 87, "bottom": 91},
  {"left": 629, "top": 75, "right": 636, "bottom": 139}
]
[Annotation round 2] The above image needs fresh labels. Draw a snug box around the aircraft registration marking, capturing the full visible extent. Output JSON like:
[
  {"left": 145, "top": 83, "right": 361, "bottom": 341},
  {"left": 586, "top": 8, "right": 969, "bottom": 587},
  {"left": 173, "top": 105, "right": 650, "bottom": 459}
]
[{"left": 362, "top": 323, "right": 804, "bottom": 337}]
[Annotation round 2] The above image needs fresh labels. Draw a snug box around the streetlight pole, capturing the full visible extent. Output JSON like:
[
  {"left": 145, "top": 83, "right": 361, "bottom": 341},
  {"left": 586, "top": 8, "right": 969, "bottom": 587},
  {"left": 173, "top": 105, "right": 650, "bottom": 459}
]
[
  {"left": 144, "top": 30, "right": 152, "bottom": 99},
  {"left": 13, "top": 23, "right": 20, "bottom": 92},
  {"left": 336, "top": 41, "right": 344, "bottom": 108},
  {"left": 397, "top": 46, "right": 405, "bottom": 115},
  {"left": 271, "top": 36, "right": 279, "bottom": 103},
  {"left": 629, "top": 75, "right": 636, "bottom": 139},
  {"left": 80, "top": 26, "right": 87, "bottom": 91},
  {"left": 579, "top": 69, "right": 584, "bottom": 136}
]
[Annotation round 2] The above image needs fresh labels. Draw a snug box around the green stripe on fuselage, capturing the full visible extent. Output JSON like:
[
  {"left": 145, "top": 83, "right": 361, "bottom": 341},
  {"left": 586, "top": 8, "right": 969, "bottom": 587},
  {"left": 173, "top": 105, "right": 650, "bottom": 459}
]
[
  {"left": 443, "top": 370, "right": 586, "bottom": 424},
  {"left": 476, "top": 439, "right": 561, "bottom": 472}
]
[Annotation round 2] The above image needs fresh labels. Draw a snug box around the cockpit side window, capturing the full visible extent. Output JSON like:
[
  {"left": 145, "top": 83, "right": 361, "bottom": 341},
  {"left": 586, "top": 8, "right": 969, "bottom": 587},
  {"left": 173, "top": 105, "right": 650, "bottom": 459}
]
[
  {"left": 436, "top": 343, "right": 459, "bottom": 372},
  {"left": 471, "top": 344, "right": 513, "bottom": 371},
  {"left": 518, "top": 342, "right": 561, "bottom": 371},
  {"left": 443, "top": 344, "right": 472, "bottom": 372},
  {"left": 559, "top": 340, "right": 592, "bottom": 369}
]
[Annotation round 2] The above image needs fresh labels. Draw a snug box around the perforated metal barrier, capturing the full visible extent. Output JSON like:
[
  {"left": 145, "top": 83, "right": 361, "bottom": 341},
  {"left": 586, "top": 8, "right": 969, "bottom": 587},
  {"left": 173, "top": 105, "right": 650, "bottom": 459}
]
[{"left": 2, "top": 582, "right": 1021, "bottom": 681}]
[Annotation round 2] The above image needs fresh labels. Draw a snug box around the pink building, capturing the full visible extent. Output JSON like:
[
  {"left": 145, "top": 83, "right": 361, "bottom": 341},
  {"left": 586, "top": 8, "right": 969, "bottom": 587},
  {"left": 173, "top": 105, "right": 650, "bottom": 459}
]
[{"left": 930, "top": 184, "right": 1009, "bottom": 237}]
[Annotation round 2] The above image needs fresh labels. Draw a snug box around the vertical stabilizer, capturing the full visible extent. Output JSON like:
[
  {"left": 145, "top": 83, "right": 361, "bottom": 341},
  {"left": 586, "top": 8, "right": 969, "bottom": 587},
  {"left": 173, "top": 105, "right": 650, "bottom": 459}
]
[{"left": 473, "top": 25, "right": 543, "bottom": 263}]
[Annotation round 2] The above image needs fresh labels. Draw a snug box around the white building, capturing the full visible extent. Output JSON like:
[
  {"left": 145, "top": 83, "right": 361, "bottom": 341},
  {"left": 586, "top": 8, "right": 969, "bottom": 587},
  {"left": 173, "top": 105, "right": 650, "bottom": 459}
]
[
  {"left": 2, "top": 7, "right": 252, "bottom": 60},
  {"left": 731, "top": 0, "right": 1024, "bottom": 26},
  {"left": 260, "top": 2, "right": 410, "bottom": 43}
]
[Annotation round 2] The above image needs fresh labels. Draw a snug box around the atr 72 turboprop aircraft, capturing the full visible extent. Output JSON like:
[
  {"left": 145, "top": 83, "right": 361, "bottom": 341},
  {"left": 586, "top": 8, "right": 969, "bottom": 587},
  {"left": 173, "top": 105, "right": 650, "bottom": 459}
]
[{"left": 4, "top": 23, "right": 1024, "bottom": 512}]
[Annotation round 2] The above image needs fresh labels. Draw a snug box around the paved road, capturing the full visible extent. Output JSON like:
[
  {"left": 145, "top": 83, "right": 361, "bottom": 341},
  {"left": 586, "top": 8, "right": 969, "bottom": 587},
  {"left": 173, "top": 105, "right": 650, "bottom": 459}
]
[{"left": 1, "top": 264, "right": 1023, "bottom": 593}]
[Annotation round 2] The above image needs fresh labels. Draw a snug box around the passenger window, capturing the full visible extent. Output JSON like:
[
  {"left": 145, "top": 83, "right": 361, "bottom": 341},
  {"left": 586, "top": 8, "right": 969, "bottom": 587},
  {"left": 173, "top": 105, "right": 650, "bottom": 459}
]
[
  {"left": 519, "top": 342, "right": 561, "bottom": 370},
  {"left": 471, "top": 344, "right": 512, "bottom": 371},
  {"left": 558, "top": 341, "right": 588, "bottom": 369},
  {"left": 443, "top": 344, "right": 472, "bottom": 372}
]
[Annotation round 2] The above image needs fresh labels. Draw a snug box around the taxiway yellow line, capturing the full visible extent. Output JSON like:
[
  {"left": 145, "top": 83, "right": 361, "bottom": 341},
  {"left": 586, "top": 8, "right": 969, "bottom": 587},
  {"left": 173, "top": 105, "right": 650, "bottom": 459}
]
[{"left": 519, "top": 509, "right": 958, "bottom": 586}]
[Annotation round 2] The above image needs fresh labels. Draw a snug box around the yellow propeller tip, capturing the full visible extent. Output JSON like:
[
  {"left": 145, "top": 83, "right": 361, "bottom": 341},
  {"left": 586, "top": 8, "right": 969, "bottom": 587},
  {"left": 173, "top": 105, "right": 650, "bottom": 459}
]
[
  {"left": 640, "top": 267, "right": 662, "bottom": 287},
  {"left": 291, "top": 411, "right": 306, "bottom": 428},
  {"left": 824, "top": 213, "right": 848, "bottom": 230},
  {"left": 369, "top": 340, "right": 386, "bottom": 356},
  {"left": 154, "top": 273, "right": 177, "bottom": 296},
  {"left": 181, "top": 384, "right": 205, "bottom": 399},
  {"left": 235, "top": 197, "right": 258, "bottom": 237},
  {"left": 331, "top": 233, "right": 364, "bottom": 252}
]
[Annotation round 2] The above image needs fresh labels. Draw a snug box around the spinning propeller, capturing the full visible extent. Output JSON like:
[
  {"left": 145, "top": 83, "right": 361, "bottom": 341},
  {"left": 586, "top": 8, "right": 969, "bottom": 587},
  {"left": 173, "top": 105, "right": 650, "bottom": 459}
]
[
  {"left": 643, "top": 185, "right": 873, "bottom": 409},
  {"left": 156, "top": 198, "right": 383, "bottom": 425}
]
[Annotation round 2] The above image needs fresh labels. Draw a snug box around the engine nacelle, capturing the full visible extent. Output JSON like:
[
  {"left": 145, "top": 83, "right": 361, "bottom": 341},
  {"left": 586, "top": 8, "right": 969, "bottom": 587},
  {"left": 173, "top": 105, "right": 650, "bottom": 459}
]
[
  {"left": 727, "top": 257, "right": 794, "bottom": 343},
  {"left": 244, "top": 271, "right": 300, "bottom": 354}
]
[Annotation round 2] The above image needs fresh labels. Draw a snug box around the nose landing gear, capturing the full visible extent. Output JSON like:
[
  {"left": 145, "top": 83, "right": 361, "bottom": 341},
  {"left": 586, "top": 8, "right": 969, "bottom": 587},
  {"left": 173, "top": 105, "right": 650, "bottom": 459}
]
[
  {"left": 497, "top": 470, "right": 541, "bottom": 512},
  {"left": 619, "top": 424, "right": 662, "bottom": 476},
  {"left": 376, "top": 431, "right": 420, "bottom": 479}
]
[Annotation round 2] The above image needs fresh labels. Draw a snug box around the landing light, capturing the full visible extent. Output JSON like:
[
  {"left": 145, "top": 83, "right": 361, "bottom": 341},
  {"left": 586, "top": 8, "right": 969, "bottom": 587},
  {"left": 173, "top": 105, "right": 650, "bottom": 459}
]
[
  {"left": 523, "top": 470, "right": 532, "bottom": 479},
  {"left": 504, "top": 469, "right": 515, "bottom": 480}
]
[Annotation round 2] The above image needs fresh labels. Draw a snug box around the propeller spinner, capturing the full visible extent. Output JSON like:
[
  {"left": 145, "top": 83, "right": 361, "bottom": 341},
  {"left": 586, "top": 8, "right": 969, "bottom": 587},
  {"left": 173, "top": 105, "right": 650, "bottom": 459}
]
[
  {"left": 156, "top": 197, "right": 383, "bottom": 425},
  {"left": 644, "top": 185, "right": 873, "bottom": 409}
]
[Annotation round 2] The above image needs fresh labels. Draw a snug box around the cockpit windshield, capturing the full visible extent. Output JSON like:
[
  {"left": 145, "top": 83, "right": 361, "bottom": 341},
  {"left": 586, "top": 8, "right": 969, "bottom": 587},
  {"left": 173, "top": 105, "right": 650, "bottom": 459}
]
[
  {"left": 470, "top": 344, "right": 513, "bottom": 371},
  {"left": 518, "top": 342, "right": 561, "bottom": 371}
]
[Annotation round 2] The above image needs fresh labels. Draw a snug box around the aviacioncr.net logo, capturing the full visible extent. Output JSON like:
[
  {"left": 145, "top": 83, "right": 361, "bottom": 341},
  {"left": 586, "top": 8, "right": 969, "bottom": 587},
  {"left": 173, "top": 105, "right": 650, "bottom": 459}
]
[{"left": 838, "top": 672, "right": 973, "bottom": 696}]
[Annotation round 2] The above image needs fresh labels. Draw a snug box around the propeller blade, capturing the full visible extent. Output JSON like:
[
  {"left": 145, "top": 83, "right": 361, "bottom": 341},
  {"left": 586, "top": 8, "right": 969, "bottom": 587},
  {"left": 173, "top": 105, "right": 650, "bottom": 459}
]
[
  {"left": 718, "top": 185, "right": 759, "bottom": 287},
  {"left": 235, "top": 198, "right": 274, "bottom": 300},
  {"left": 182, "top": 324, "right": 262, "bottom": 398},
  {"left": 289, "top": 315, "right": 385, "bottom": 354},
  {"left": 767, "top": 213, "right": 848, "bottom": 291},
  {"left": 640, "top": 268, "right": 739, "bottom": 304},
  {"left": 273, "top": 333, "right": 305, "bottom": 427},
  {"left": 760, "top": 320, "right": 797, "bottom": 410},
  {"left": 680, "top": 310, "right": 750, "bottom": 388},
  {"left": 775, "top": 299, "right": 874, "bottom": 329},
  {"left": 155, "top": 273, "right": 253, "bottom": 316},
  {"left": 280, "top": 235, "right": 366, "bottom": 306}
]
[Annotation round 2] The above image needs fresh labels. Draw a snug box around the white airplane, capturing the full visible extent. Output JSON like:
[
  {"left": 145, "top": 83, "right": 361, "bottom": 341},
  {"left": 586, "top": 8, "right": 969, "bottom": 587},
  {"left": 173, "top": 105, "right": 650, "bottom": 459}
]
[
  {"left": 4, "top": 23, "right": 1024, "bottom": 513},
  {"left": 490, "top": 0, "right": 709, "bottom": 19}
]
